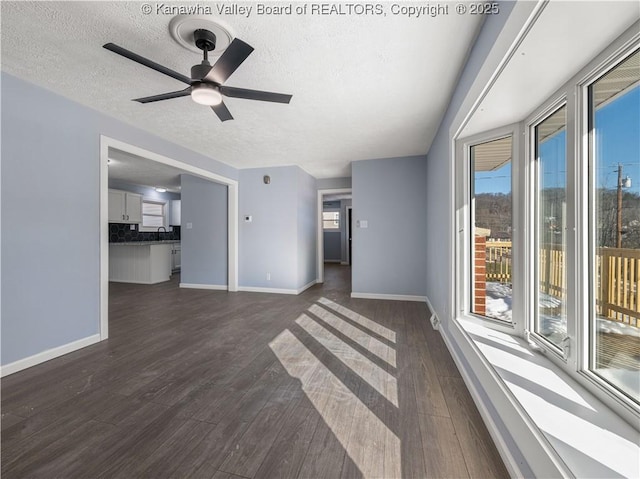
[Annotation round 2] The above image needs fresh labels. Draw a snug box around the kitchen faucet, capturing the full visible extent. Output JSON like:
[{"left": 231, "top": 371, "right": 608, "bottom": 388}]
[{"left": 157, "top": 226, "right": 167, "bottom": 241}]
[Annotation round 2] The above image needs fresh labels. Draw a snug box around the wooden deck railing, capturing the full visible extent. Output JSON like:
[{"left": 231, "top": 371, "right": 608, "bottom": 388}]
[
  {"left": 485, "top": 241, "right": 512, "bottom": 284},
  {"left": 597, "top": 248, "right": 640, "bottom": 328},
  {"left": 482, "top": 241, "right": 640, "bottom": 327}
]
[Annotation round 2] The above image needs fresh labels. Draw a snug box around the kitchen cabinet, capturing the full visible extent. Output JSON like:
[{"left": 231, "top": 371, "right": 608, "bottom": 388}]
[
  {"left": 171, "top": 243, "right": 181, "bottom": 271},
  {"left": 109, "top": 189, "right": 142, "bottom": 223},
  {"left": 109, "top": 243, "right": 172, "bottom": 284},
  {"left": 170, "top": 200, "right": 181, "bottom": 226}
]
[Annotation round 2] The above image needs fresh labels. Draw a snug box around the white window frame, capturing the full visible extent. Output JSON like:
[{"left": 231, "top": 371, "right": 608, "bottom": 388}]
[
  {"left": 455, "top": 34, "right": 640, "bottom": 424},
  {"left": 322, "top": 210, "right": 340, "bottom": 230},
  {"left": 139, "top": 199, "right": 169, "bottom": 232},
  {"left": 579, "top": 43, "right": 640, "bottom": 417},
  {"left": 456, "top": 123, "right": 524, "bottom": 336},
  {"left": 527, "top": 98, "right": 573, "bottom": 362}
]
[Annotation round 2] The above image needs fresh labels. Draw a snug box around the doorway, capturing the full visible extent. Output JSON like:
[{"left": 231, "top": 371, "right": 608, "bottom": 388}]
[
  {"left": 99, "top": 136, "right": 239, "bottom": 340},
  {"left": 347, "top": 206, "right": 353, "bottom": 266},
  {"left": 316, "top": 188, "right": 352, "bottom": 284}
]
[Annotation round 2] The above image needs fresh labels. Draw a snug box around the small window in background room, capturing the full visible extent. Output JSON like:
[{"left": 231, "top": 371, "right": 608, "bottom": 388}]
[
  {"left": 142, "top": 200, "right": 166, "bottom": 228},
  {"left": 323, "top": 211, "right": 340, "bottom": 229}
]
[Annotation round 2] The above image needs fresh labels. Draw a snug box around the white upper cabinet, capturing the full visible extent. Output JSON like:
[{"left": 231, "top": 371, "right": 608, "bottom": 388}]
[
  {"left": 108, "top": 189, "right": 142, "bottom": 224},
  {"left": 170, "top": 199, "right": 181, "bottom": 226}
]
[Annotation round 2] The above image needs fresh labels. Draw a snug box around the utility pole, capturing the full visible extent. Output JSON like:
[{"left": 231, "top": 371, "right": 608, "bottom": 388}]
[
  {"left": 616, "top": 163, "right": 632, "bottom": 248},
  {"left": 617, "top": 163, "right": 623, "bottom": 248}
]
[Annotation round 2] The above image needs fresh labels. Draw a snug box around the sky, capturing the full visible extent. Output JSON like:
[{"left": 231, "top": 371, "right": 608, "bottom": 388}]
[{"left": 474, "top": 85, "right": 640, "bottom": 195}]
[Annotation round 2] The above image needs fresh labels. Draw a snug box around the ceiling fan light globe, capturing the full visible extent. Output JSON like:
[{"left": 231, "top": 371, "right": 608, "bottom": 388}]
[{"left": 191, "top": 83, "right": 223, "bottom": 106}]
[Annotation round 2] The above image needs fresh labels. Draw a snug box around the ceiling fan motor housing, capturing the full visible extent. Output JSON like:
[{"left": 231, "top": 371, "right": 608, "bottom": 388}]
[
  {"left": 194, "top": 29, "right": 216, "bottom": 51},
  {"left": 191, "top": 63, "right": 212, "bottom": 82}
]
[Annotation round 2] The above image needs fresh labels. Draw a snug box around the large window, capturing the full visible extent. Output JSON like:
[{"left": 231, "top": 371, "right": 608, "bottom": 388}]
[
  {"left": 470, "top": 136, "right": 513, "bottom": 322},
  {"left": 534, "top": 105, "right": 568, "bottom": 351},
  {"left": 589, "top": 49, "right": 640, "bottom": 403},
  {"left": 457, "top": 31, "right": 639, "bottom": 418}
]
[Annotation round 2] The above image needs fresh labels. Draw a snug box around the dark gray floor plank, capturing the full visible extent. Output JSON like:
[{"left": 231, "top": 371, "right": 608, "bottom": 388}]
[
  {"left": 253, "top": 403, "right": 320, "bottom": 479},
  {"left": 0, "top": 265, "right": 506, "bottom": 478},
  {"left": 440, "top": 375, "right": 510, "bottom": 479},
  {"left": 418, "top": 412, "right": 470, "bottom": 479}
]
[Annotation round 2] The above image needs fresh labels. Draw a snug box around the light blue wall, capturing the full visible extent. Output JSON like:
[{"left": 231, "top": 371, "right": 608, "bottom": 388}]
[
  {"left": 424, "top": 2, "right": 518, "bottom": 321},
  {"left": 1, "top": 73, "right": 237, "bottom": 367},
  {"left": 239, "top": 166, "right": 299, "bottom": 289},
  {"left": 297, "top": 168, "right": 317, "bottom": 288},
  {"left": 239, "top": 166, "right": 317, "bottom": 291},
  {"left": 180, "top": 175, "right": 228, "bottom": 286},
  {"left": 323, "top": 232, "right": 342, "bottom": 260},
  {"left": 317, "top": 177, "right": 352, "bottom": 190},
  {"left": 2, "top": 76, "right": 100, "bottom": 365},
  {"left": 352, "top": 156, "right": 427, "bottom": 297}
]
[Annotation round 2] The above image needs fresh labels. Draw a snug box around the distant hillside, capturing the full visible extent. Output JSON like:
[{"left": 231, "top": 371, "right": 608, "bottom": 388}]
[{"left": 474, "top": 190, "right": 640, "bottom": 249}]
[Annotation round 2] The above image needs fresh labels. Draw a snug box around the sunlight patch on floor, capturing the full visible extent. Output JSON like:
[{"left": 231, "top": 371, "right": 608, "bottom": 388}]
[
  {"left": 269, "top": 327, "right": 401, "bottom": 479},
  {"left": 308, "top": 303, "right": 397, "bottom": 368},
  {"left": 296, "top": 313, "right": 398, "bottom": 407},
  {"left": 318, "top": 297, "right": 396, "bottom": 343}
]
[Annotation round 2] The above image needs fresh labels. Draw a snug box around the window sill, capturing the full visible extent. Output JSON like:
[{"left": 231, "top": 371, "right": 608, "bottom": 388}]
[{"left": 441, "top": 316, "right": 639, "bottom": 478}]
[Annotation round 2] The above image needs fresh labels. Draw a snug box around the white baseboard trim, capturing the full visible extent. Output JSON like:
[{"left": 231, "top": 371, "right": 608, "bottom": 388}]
[
  {"left": 297, "top": 279, "right": 317, "bottom": 294},
  {"left": 180, "top": 283, "right": 228, "bottom": 290},
  {"left": 238, "top": 280, "right": 318, "bottom": 296},
  {"left": 238, "top": 286, "right": 299, "bottom": 295},
  {"left": 109, "top": 279, "right": 166, "bottom": 285},
  {"left": 351, "top": 292, "right": 427, "bottom": 302},
  {"left": 324, "top": 260, "right": 341, "bottom": 264},
  {"left": 1, "top": 334, "right": 101, "bottom": 378}
]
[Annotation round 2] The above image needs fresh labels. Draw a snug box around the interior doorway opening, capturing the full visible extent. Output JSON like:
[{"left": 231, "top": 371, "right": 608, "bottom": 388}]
[
  {"left": 100, "top": 136, "right": 238, "bottom": 341},
  {"left": 316, "top": 188, "right": 352, "bottom": 285}
]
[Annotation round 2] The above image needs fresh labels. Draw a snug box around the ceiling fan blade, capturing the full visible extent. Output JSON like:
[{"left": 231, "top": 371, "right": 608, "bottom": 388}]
[
  {"left": 211, "top": 102, "right": 234, "bottom": 122},
  {"left": 103, "top": 43, "right": 192, "bottom": 85},
  {"left": 133, "top": 88, "right": 192, "bottom": 104},
  {"left": 220, "top": 86, "right": 292, "bottom": 104},
  {"left": 204, "top": 38, "right": 254, "bottom": 85}
]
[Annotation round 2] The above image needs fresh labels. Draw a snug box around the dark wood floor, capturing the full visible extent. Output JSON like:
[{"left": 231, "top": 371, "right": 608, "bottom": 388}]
[{"left": 1, "top": 265, "right": 508, "bottom": 478}]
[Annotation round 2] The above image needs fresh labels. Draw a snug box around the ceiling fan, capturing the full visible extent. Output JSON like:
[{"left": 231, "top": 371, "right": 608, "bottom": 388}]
[{"left": 103, "top": 29, "right": 292, "bottom": 122}]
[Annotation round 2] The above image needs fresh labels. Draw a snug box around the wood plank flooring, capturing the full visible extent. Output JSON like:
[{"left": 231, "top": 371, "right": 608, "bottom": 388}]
[{"left": 1, "top": 265, "right": 509, "bottom": 478}]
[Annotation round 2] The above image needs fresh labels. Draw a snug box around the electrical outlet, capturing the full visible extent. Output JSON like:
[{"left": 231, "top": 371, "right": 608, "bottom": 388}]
[
  {"left": 266, "top": 272, "right": 271, "bottom": 281},
  {"left": 130, "top": 224, "right": 136, "bottom": 230}
]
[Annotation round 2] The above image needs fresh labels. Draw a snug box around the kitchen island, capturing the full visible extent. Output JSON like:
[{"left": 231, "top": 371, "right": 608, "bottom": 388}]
[{"left": 109, "top": 241, "right": 179, "bottom": 284}]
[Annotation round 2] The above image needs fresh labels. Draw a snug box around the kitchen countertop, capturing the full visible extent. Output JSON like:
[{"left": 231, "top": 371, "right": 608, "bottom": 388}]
[{"left": 110, "top": 241, "right": 181, "bottom": 246}]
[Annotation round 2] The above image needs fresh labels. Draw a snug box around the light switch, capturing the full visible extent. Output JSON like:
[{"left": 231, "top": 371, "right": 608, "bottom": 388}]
[
  {"left": 186, "top": 222, "right": 193, "bottom": 229},
  {"left": 359, "top": 220, "right": 368, "bottom": 228}
]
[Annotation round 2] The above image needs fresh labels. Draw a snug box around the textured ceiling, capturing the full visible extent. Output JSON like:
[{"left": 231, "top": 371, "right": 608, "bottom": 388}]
[
  {"left": 108, "top": 147, "right": 184, "bottom": 192},
  {"left": 1, "top": 1, "right": 482, "bottom": 178}
]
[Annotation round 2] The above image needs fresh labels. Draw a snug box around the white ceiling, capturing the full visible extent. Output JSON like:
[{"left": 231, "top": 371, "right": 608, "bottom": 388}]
[
  {"left": 1, "top": 1, "right": 483, "bottom": 178},
  {"left": 461, "top": 1, "right": 639, "bottom": 138}
]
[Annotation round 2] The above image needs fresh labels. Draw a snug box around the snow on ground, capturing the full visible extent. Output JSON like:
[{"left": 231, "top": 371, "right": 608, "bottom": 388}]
[
  {"left": 485, "top": 282, "right": 513, "bottom": 322},
  {"left": 485, "top": 282, "right": 639, "bottom": 339}
]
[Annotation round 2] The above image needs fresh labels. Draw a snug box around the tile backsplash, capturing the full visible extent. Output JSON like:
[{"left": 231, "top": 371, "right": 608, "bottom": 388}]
[{"left": 109, "top": 224, "right": 181, "bottom": 242}]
